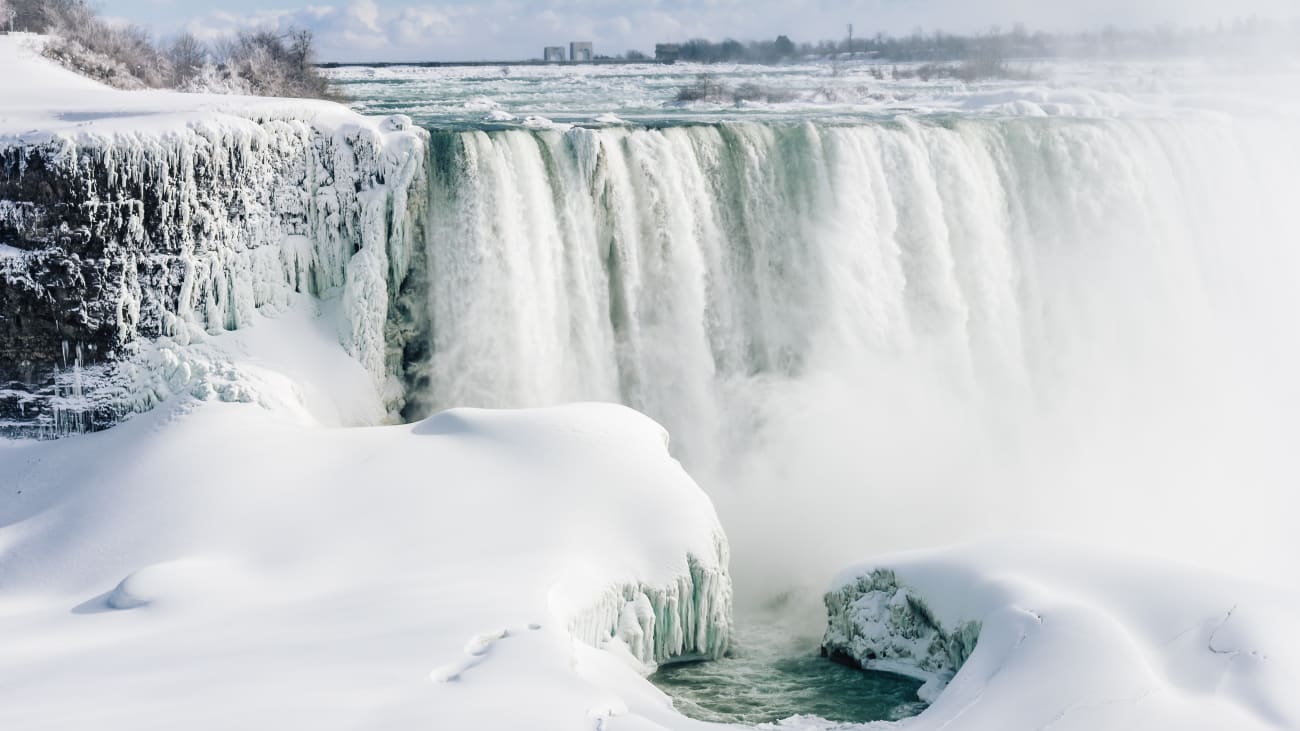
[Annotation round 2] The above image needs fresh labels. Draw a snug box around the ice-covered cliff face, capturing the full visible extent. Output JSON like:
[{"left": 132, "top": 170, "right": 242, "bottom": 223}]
[{"left": 0, "top": 114, "right": 426, "bottom": 435}]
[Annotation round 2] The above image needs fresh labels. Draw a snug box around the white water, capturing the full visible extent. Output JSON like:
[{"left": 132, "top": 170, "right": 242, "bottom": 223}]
[{"left": 412, "top": 114, "right": 1300, "bottom": 598}]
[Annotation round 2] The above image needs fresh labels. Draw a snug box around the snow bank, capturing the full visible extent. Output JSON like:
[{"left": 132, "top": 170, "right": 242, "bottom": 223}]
[
  {"left": 823, "top": 540, "right": 1300, "bottom": 731},
  {"left": 0, "top": 401, "right": 732, "bottom": 730}
]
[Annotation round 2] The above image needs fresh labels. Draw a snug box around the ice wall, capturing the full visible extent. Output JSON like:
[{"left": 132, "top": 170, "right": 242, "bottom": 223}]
[
  {"left": 565, "top": 534, "right": 733, "bottom": 668},
  {"left": 0, "top": 113, "right": 427, "bottom": 435}
]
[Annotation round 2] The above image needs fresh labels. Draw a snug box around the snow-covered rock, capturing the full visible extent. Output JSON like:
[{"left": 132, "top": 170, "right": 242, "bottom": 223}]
[
  {"left": 823, "top": 540, "right": 1300, "bottom": 731},
  {"left": 821, "top": 568, "right": 979, "bottom": 700}
]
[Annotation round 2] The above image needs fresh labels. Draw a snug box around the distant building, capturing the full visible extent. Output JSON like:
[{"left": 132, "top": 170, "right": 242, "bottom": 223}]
[
  {"left": 655, "top": 43, "right": 680, "bottom": 62},
  {"left": 570, "top": 42, "right": 593, "bottom": 62},
  {"left": 544, "top": 46, "right": 566, "bottom": 62}
]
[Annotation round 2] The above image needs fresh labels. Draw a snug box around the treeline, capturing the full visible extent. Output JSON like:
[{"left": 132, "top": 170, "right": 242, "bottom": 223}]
[
  {"left": 654, "top": 18, "right": 1300, "bottom": 65},
  {"left": 0, "top": 0, "right": 334, "bottom": 98}
]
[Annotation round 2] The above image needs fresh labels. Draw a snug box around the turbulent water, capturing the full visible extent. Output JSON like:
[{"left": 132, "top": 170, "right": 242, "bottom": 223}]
[
  {"left": 651, "top": 622, "right": 924, "bottom": 725},
  {"left": 337, "top": 62, "right": 1300, "bottom": 595}
]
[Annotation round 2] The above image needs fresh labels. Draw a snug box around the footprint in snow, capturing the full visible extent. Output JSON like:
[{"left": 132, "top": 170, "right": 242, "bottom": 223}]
[
  {"left": 430, "top": 624, "right": 545, "bottom": 682},
  {"left": 431, "top": 628, "right": 509, "bottom": 683}
]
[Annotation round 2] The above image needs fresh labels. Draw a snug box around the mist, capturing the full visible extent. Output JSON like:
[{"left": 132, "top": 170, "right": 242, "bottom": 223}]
[{"left": 410, "top": 99, "right": 1300, "bottom": 624}]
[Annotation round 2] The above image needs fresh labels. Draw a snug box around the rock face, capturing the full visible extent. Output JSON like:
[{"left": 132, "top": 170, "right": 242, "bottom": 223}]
[
  {"left": 821, "top": 568, "right": 980, "bottom": 695},
  {"left": 0, "top": 116, "right": 427, "bottom": 436}
]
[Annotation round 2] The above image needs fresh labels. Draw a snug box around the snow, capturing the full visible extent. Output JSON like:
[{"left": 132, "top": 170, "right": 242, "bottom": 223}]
[
  {"left": 822, "top": 540, "right": 1300, "bottom": 731},
  {"left": 5, "top": 29, "right": 1300, "bottom": 731},
  {"left": 0, "top": 33, "right": 379, "bottom": 142},
  {"left": 1, "top": 33, "right": 432, "bottom": 433},
  {"left": 0, "top": 397, "right": 732, "bottom": 730}
]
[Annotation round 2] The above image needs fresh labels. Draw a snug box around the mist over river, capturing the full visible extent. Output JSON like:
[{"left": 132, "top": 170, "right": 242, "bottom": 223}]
[{"left": 327, "top": 58, "right": 1300, "bottom": 601}]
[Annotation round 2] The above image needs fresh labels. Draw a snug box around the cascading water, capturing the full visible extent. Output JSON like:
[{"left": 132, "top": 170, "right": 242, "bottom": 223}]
[
  {"left": 391, "top": 112, "right": 1300, "bottom": 721},
  {"left": 406, "top": 117, "right": 1300, "bottom": 597}
]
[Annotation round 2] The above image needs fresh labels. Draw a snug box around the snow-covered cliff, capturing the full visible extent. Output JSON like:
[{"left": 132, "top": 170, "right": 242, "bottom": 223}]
[{"left": 0, "top": 35, "right": 427, "bottom": 435}]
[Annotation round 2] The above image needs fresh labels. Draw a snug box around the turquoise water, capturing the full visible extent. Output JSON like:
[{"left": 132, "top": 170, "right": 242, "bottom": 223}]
[{"left": 651, "top": 623, "right": 926, "bottom": 726}]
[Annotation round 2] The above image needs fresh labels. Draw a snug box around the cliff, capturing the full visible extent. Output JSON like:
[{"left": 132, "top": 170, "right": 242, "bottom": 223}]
[{"left": 0, "top": 35, "right": 428, "bottom": 435}]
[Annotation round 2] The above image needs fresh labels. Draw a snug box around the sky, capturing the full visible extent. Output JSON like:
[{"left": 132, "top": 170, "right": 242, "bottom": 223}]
[{"left": 100, "top": 0, "right": 1300, "bottom": 62}]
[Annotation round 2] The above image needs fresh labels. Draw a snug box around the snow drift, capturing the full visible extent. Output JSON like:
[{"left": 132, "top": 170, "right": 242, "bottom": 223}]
[
  {"left": 822, "top": 541, "right": 1300, "bottom": 731},
  {"left": 0, "top": 401, "right": 733, "bottom": 730}
]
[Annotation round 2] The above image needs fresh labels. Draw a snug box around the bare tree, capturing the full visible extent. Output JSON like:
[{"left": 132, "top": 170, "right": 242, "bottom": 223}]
[{"left": 167, "top": 33, "right": 206, "bottom": 87}]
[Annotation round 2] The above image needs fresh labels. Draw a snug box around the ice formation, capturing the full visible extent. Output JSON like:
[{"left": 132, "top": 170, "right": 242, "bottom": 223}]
[
  {"left": 566, "top": 539, "right": 733, "bottom": 668},
  {"left": 0, "top": 107, "right": 426, "bottom": 435},
  {"left": 821, "top": 568, "right": 979, "bottom": 700}
]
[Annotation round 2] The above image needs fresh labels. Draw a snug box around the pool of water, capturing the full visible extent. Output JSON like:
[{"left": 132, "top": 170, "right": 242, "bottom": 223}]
[{"left": 651, "top": 622, "right": 927, "bottom": 726}]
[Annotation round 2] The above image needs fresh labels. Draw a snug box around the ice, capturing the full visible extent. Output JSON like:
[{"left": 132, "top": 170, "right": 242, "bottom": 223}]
[
  {"left": 1, "top": 35, "right": 429, "bottom": 434},
  {"left": 821, "top": 568, "right": 980, "bottom": 693}
]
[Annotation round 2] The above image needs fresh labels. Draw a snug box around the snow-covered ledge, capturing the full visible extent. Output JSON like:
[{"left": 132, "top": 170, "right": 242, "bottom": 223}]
[
  {"left": 0, "top": 35, "right": 429, "bottom": 435},
  {"left": 822, "top": 540, "right": 1300, "bottom": 731},
  {"left": 0, "top": 402, "right": 737, "bottom": 729}
]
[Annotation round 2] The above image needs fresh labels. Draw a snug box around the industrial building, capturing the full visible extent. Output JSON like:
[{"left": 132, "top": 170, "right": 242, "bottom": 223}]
[{"left": 543, "top": 46, "right": 566, "bottom": 62}]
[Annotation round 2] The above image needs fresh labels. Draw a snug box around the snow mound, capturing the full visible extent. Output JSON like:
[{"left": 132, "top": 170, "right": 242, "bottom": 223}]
[
  {"left": 0, "top": 401, "right": 733, "bottom": 730},
  {"left": 825, "top": 539, "right": 1300, "bottom": 731},
  {"left": 103, "top": 558, "right": 250, "bottom": 611}
]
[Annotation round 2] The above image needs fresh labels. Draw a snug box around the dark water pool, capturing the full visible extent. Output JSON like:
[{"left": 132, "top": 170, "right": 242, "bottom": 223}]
[{"left": 651, "top": 623, "right": 927, "bottom": 726}]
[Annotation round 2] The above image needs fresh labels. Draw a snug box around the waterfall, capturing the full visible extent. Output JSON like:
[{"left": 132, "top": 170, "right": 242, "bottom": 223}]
[{"left": 410, "top": 116, "right": 1300, "bottom": 585}]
